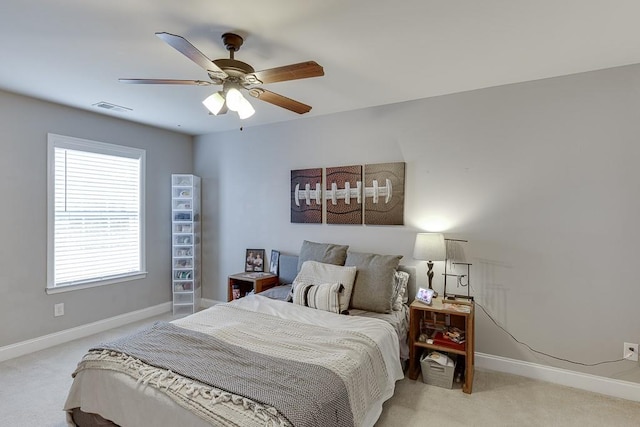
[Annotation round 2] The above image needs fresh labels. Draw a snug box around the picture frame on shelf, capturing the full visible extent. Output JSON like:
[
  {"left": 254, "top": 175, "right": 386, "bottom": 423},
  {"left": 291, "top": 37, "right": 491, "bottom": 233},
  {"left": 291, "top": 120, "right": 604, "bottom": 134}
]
[
  {"left": 245, "top": 249, "right": 265, "bottom": 272},
  {"left": 232, "top": 283, "right": 241, "bottom": 300},
  {"left": 416, "top": 287, "right": 434, "bottom": 305},
  {"left": 269, "top": 250, "right": 280, "bottom": 276}
]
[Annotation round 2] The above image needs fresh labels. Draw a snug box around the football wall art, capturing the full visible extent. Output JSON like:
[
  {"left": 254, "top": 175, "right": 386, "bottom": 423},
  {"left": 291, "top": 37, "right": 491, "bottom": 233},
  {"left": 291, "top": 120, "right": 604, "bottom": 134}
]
[
  {"left": 326, "top": 165, "right": 363, "bottom": 225},
  {"left": 363, "top": 162, "right": 405, "bottom": 225},
  {"left": 290, "top": 168, "right": 323, "bottom": 224},
  {"left": 290, "top": 162, "right": 405, "bottom": 225}
]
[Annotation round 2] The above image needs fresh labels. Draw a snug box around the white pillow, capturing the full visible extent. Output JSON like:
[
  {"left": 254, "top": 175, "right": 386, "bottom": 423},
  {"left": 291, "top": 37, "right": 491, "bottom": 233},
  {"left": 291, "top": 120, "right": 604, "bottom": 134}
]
[
  {"left": 292, "top": 261, "right": 357, "bottom": 313},
  {"left": 292, "top": 282, "right": 342, "bottom": 314},
  {"left": 391, "top": 270, "right": 410, "bottom": 310}
]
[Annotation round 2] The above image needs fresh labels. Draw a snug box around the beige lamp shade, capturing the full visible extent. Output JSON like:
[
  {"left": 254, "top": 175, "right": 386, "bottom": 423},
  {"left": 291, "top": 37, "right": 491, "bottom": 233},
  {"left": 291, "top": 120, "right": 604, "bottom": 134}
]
[{"left": 413, "top": 233, "right": 445, "bottom": 261}]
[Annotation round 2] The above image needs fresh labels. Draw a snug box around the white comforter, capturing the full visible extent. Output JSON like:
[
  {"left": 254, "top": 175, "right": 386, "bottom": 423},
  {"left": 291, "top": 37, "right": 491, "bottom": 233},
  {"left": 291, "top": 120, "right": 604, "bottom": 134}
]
[{"left": 65, "top": 295, "right": 404, "bottom": 427}]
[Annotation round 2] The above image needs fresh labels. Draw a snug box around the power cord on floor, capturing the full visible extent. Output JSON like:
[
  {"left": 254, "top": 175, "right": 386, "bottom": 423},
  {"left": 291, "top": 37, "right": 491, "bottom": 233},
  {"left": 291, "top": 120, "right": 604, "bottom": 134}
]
[{"left": 475, "top": 300, "right": 626, "bottom": 366}]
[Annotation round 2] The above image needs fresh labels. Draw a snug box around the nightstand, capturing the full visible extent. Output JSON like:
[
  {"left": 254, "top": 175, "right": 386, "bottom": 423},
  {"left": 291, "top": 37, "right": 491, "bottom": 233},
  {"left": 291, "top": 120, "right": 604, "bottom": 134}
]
[
  {"left": 227, "top": 272, "right": 279, "bottom": 301},
  {"left": 408, "top": 298, "right": 475, "bottom": 393}
]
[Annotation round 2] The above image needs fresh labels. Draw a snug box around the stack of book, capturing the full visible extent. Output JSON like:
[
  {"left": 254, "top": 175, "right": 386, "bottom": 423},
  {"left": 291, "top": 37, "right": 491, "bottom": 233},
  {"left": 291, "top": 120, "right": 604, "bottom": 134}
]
[
  {"left": 431, "top": 326, "right": 466, "bottom": 351},
  {"left": 444, "top": 326, "right": 466, "bottom": 344}
]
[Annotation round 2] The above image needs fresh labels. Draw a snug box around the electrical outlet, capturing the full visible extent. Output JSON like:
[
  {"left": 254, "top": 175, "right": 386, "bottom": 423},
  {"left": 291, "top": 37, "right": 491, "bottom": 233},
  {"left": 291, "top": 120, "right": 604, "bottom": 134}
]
[
  {"left": 54, "top": 303, "right": 64, "bottom": 317},
  {"left": 623, "top": 342, "right": 638, "bottom": 362}
]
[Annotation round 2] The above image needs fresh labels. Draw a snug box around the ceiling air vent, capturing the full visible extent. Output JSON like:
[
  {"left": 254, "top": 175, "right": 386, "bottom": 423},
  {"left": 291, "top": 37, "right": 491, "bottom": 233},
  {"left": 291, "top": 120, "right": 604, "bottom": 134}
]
[{"left": 92, "top": 102, "right": 132, "bottom": 113}]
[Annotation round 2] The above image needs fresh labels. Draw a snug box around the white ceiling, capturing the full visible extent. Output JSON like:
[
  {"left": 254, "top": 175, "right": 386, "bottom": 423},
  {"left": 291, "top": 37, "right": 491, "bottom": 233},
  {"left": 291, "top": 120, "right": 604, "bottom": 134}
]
[{"left": 2, "top": 1, "right": 640, "bottom": 136}]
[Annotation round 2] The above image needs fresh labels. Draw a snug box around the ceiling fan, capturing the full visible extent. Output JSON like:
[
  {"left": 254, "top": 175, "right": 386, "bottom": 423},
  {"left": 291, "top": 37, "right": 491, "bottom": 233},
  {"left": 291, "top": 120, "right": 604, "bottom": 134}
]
[{"left": 119, "top": 32, "right": 324, "bottom": 119}]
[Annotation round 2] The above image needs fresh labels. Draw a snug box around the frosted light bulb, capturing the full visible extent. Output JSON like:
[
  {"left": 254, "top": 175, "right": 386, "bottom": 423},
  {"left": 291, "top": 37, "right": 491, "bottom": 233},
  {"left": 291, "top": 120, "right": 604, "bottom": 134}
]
[{"left": 202, "top": 92, "right": 225, "bottom": 115}]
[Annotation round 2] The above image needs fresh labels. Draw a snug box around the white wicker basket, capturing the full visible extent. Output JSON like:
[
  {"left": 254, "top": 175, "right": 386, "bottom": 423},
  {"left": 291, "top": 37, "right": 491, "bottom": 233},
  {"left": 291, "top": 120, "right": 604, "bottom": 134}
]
[{"left": 420, "top": 352, "right": 456, "bottom": 389}]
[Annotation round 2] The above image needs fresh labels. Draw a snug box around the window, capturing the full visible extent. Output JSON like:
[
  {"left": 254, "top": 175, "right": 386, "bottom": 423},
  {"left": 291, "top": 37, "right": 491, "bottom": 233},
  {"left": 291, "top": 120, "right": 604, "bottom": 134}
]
[{"left": 47, "top": 134, "right": 146, "bottom": 293}]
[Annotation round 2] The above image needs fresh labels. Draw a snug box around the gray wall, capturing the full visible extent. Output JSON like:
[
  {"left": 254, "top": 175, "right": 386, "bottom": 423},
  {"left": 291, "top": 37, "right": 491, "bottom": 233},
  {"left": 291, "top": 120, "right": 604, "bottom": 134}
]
[
  {"left": 0, "top": 90, "right": 192, "bottom": 347},
  {"left": 194, "top": 64, "right": 640, "bottom": 384}
]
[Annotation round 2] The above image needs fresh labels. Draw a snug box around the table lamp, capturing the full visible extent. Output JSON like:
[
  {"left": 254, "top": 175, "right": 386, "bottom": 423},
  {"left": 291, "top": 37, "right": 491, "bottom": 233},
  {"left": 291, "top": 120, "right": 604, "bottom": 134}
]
[{"left": 413, "top": 233, "right": 445, "bottom": 297}]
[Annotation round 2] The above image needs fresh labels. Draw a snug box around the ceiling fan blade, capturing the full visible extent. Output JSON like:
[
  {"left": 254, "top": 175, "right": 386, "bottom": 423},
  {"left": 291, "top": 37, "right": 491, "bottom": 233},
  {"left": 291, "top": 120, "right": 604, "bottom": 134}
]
[
  {"left": 155, "top": 32, "right": 228, "bottom": 80},
  {"left": 248, "top": 88, "right": 312, "bottom": 114},
  {"left": 247, "top": 61, "right": 324, "bottom": 84},
  {"left": 119, "top": 78, "right": 213, "bottom": 85}
]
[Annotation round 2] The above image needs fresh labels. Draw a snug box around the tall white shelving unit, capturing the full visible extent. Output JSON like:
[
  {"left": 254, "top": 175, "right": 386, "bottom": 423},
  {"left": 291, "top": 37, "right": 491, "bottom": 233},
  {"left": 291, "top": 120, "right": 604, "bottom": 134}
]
[{"left": 171, "top": 174, "right": 201, "bottom": 315}]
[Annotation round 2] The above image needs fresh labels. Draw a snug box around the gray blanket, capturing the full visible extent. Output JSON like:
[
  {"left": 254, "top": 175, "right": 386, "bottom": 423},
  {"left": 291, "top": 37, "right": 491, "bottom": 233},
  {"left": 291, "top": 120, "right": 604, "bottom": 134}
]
[{"left": 92, "top": 321, "right": 354, "bottom": 427}]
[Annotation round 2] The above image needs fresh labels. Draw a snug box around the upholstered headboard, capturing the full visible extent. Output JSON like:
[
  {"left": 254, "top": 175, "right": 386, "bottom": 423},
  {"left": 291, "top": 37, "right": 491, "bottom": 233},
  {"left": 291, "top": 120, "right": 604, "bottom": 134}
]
[
  {"left": 278, "top": 254, "right": 300, "bottom": 285},
  {"left": 278, "top": 254, "right": 419, "bottom": 303}
]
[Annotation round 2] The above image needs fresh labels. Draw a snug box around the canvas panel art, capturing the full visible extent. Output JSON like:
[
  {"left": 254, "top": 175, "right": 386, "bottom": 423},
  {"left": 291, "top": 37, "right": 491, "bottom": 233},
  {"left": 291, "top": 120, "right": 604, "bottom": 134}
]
[
  {"left": 325, "top": 165, "right": 363, "bottom": 224},
  {"left": 290, "top": 168, "right": 323, "bottom": 223},
  {"left": 363, "top": 162, "right": 405, "bottom": 225}
]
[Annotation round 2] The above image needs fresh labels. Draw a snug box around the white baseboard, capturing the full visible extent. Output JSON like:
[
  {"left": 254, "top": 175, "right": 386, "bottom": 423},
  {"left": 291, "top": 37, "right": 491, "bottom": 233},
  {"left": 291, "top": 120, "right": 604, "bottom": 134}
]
[
  {"left": 0, "top": 302, "right": 171, "bottom": 363},
  {"left": 5, "top": 302, "right": 636, "bottom": 403},
  {"left": 476, "top": 352, "right": 640, "bottom": 402}
]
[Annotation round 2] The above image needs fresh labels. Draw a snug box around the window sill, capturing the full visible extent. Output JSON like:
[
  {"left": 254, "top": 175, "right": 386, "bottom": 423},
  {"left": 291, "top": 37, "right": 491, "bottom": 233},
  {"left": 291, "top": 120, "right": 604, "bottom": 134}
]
[{"left": 46, "top": 272, "right": 148, "bottom": 294}]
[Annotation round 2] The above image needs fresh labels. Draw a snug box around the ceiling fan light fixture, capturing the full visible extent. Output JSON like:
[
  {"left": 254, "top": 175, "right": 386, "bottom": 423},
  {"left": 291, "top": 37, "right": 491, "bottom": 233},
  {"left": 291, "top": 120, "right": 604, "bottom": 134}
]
[
  {"left": 236, "top": 97, "right": 255, "bottom": 119},
  {"left": 225, "top": 86, "right": 254, "bottom": 119},
  {"left": 121, "top": 32, "right": 323, "bottom": 120},
  {"left": 225, "top": 87, "right": 244, "bottom": 112},
  {"left": 202, "top": 92, "right": 226, "bottom": 115}
]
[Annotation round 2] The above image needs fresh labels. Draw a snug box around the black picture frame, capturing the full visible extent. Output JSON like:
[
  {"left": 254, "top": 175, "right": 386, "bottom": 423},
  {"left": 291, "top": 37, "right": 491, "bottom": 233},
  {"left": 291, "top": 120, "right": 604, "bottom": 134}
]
[
  {"left": 269, "top": 250, "right": 280, "bottom": 276},
  {"left": 245, "top": 249, "right": 265, "bottom": 272}
]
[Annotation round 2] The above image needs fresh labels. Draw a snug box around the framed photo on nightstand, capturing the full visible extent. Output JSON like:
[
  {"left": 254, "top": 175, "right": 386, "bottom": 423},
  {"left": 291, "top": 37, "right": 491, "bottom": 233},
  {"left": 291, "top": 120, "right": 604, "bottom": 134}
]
[
  {"left": 269, "top": 250, "right": 280, "bottom": 276},
  {"left": 416, "top": 287, "right": 434, "bottom": 305},
  {"left": 245, "top": 249, "right": 265, "bottom": 272}
]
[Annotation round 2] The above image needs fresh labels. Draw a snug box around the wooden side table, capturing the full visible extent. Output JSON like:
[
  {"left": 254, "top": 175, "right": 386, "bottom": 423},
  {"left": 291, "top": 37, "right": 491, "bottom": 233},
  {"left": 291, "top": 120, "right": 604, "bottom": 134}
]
[
  {"left": 408, "top": 298, "right": 475, "bottom": 393},
  {"left": 227, "top": 273, "right": 279, "bottom": 301}
]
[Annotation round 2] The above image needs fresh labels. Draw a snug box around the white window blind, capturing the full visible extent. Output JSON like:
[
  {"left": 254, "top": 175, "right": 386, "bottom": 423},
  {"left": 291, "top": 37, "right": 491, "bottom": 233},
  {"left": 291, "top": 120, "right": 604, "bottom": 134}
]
[{"left": 47, "top": 134, "right": 146, "bottom": 292}]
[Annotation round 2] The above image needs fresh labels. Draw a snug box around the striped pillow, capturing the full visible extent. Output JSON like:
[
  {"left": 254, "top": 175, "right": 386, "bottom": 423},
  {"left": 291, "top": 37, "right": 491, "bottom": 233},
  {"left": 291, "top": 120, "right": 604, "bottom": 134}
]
[
  {"left": 291, "top": 261, "right": 357, "bottom": 312},
  {"left": 292, "top": 282, "right": 343, "bottom": 314}
]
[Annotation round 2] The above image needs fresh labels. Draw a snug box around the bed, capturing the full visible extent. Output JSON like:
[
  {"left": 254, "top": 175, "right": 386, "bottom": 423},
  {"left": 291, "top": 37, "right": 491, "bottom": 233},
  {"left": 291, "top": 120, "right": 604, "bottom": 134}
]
[{"left": 65, "top": 243, "right": 418, "bottom": 427}]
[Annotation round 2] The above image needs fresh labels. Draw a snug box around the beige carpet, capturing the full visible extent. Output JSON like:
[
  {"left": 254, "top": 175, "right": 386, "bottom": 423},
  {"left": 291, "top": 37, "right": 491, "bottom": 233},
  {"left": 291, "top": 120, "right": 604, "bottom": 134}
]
[{"left": 1, "top": 313, "right": 638, "bottom": 427}]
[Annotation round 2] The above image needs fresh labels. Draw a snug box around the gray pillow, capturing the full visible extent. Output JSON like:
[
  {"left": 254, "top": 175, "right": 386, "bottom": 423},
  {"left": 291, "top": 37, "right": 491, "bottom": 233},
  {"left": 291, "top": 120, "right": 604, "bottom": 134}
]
[
  {"left": 258, "top": 284, "right": 292, "bottom": 301},
  {"left": 346, "top": 251, "right": 402, "bottom": 313},
  {"left": 296, "top": 240, "right": 349, "bottom": 272}
]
